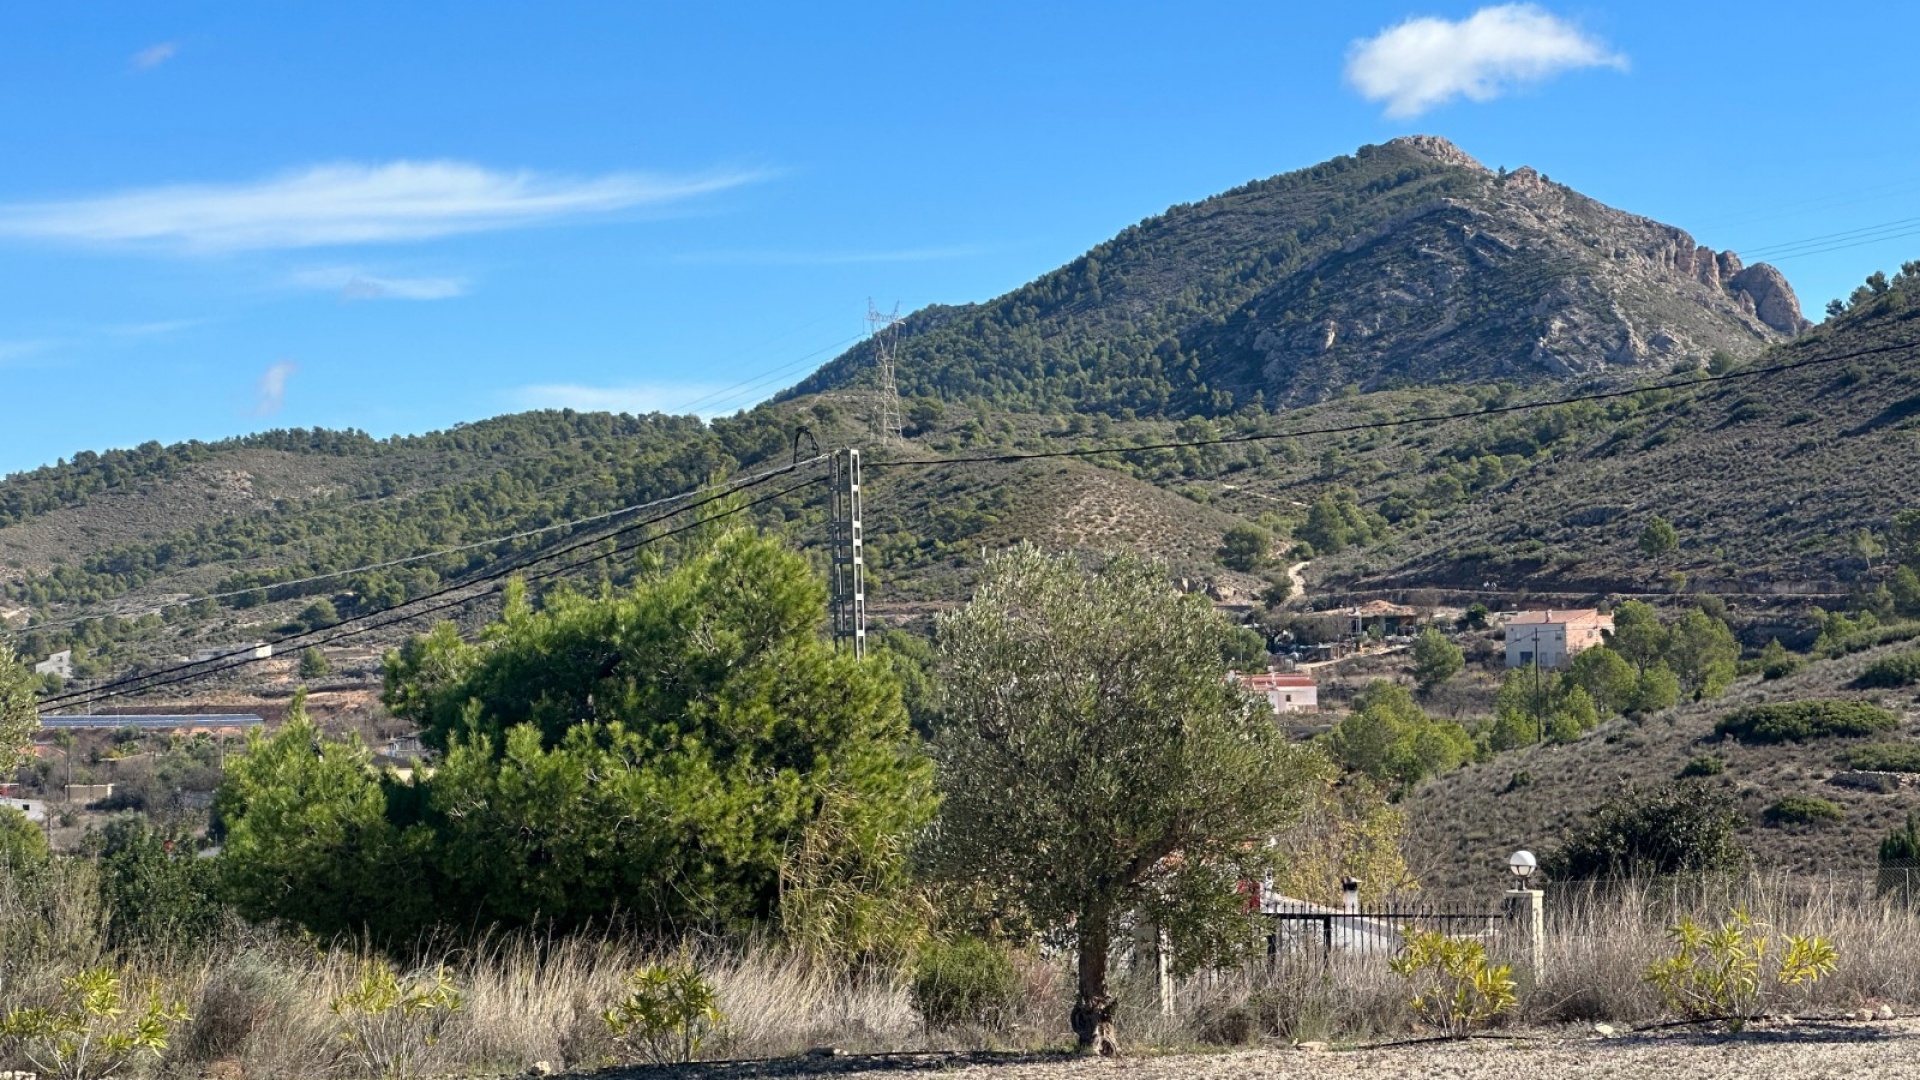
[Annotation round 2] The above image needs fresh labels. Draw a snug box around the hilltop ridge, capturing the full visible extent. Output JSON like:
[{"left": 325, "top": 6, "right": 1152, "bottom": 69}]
[{"left": 789, "top": 136, "right": 1807, "bottom": 414}]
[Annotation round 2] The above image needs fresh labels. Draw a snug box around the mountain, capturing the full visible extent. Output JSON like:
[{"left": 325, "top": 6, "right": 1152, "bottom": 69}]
[
  {"left": 6, "top": 137, "right": 1907, "bottom": 691},
  {"left": 789, "top": 136, "right": 1807, "bottom": 416}
]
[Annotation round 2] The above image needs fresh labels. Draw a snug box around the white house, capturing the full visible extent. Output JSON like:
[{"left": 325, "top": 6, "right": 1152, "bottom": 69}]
[
  {"left": 190, "top": 642, "right": 273, "bottom": 663},
  {"left": 33, "top": 650, "right": 73, "bottom": 678},
  {"left": 1232, "top": 672, "right": 1319, "bottom": 714},
  {"left": 1504, "top": 609, "right": 1613, "bottom": 669}
]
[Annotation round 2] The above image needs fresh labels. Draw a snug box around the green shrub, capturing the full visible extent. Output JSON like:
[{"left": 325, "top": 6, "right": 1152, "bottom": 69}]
[
  {"left": 1713, "top": 700, "right": 1899, "bottom": 745},
  {"left": 1678, "top": 755, "right": 1725, "bottom": 778},
  {"left": 329, "top": 960, "right": 463, "bottom": 1078},
  {"left": 0, "top": 967, "right": 190, "bottom": 1080},
  {"left": 1389, "top": 929, "right": 1516, "bottom": 1036},
  {"left": 1642, "top": 910, "right": 1836, "bottom": 1031},
  {"left": 1545, "top": 783, "right": 1747, "bottom": 880},
  {"left": 910, "top": 937, "right": 1021, "bottom": 1030},
  {"left": 1838, "top": 743, "right": 1920, "bottom": 773},
  {"left": 1879, "top": 814, "right": 1920, "bottom": 865},
  {"left": 1763, "top": 796, "right": 1846, "bottom": 827},
  {"left": 602, "top": 961, "right": 724, "bottom": 1066},
  {"left": 1856, "top": 650, "right": 1920, "bottom": 689}
]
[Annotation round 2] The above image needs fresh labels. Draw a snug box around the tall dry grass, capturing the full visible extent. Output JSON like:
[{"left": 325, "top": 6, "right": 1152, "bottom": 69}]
[
  {"left": 9, "top": 866, "right": 1920, "bottom": 1076},
  {"left": 1535, "top": 870, "right": 1920, "bottom": 1022}
]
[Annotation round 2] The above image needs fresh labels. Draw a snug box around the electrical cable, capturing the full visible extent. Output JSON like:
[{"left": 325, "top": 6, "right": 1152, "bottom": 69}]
[
  {"left": 35, "top": 460, "right": 829, "bottom": 711},
  {"left": 12, "top": 454, "right": 833, "bottom": 637},
  {"left": 863, "top": 336, "right": 1919, "bottom": 470}
]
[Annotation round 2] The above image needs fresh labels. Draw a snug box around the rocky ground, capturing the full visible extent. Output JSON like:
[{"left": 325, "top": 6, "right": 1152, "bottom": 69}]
[{"left": 599, "top": 1019, "right": 1920, "bottom": 1080}]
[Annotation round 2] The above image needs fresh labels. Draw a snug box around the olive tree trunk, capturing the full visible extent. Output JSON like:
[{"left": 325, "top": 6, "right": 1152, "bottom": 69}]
[{"left": 1071, "top": 910, "right": 1119, "bottom": 1055}]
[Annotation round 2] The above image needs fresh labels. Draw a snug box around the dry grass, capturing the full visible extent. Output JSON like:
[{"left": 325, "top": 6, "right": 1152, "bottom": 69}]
[{"left": 10, "top": 865, "right": 1920, "bottom": 1077}]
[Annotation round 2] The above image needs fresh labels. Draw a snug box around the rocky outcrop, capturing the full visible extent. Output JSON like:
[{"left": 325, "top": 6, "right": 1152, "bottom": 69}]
[{"left": 1730, "top": 263, "right": 1813, "bottom": 333}]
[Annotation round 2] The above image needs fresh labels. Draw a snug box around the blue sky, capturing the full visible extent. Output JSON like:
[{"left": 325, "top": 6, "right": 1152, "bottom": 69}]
[{"left": 2, "top": 2, "right": 1917, "bottom": 475}]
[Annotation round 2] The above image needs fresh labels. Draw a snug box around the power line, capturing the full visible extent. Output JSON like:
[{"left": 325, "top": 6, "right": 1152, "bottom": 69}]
[
  {"left": 865, "top": 336, "right": 1918, "bottom": 470},
  {"left": 36, "top": 461, "right": 830, "bottom": 711},
  {"left": 34, "top": 473, "right": 829, "bottom": 714},
  {"left": 10, "top": 455, "right": 832, "bottom": 638}
]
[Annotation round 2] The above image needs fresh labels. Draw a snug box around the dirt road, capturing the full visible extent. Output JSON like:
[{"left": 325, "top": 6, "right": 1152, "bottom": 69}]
[{"left": 610, "top": 1021, "right": 1920, "bottom": 1080}]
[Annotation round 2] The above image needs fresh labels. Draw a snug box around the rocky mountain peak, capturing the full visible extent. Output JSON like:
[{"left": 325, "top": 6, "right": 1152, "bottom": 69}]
[{"left": 1383, "top": 135, "right": 1488, "bottom": 172}]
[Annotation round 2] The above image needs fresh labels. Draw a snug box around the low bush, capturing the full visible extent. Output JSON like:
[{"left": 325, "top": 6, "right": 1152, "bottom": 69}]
[
  {"left": 1763, "top": 796, "right": 1847, "bottom": 827},
  {"left": 602, "top": 961, "right": 724, "bottom": 1066},
  {"left": 1837, "top": 742, "right": 1920, "bottom": 773},
  {"left": 910, "top": 937, "right": 1021, "bottom": 1031},
  {"left": 1678, "top": 755, "right": 1725, "bottom": 778},
  {"left": 1388, "top": 929, "right": 1516, "bottom": 1037},
  {"left": 1545, "top": 783, "right": 1747, "bottom": 880},
  {"left": 1712, "top": 700, "right": 1899, "bottom": 745},
  {"left": 0, "top": 966, "right": 190, "bottom": 1080},
  {"left": 1642, "top": 910, "right": 1836, "bottom": 1031},
  {"left": 1856, "top": 650, "right": 1920, "bottom": 689},
  {"left": 329, "top": 960, "right": 463, "bottom": 1078}
]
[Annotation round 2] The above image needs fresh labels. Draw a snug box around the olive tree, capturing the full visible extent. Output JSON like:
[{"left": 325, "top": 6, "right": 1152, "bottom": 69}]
[{"left": 926, "top": 545, "right": 1320, "bottom": 1055}]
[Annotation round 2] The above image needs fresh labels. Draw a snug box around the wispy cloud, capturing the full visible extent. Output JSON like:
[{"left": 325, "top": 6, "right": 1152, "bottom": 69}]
[
  {"left": 107, "top": 318, "right": 210, "bottom": 338},
  {"left": 513, "top": 383, "right": 725, "bottom": 417},
  {"left": 1346, "top": 4, "right": 1626, "bottom": 118},
  {"left": 253, "top": 360, "right": 297, "bottom": 416},
  {"left": 0, "top": 340, "right": 54, "bottom": 366},
  {"left": 0, "top": 161, "right": 767, "bottom": 254},
  {"left": 672, "top": 244, "right": 990, "bottom": 266},
  {"left": 131, "top": 42, "right": 178, "bottom": 71},
  {"left": 290, "top": 266, "right": 467, "bottom": 301}
]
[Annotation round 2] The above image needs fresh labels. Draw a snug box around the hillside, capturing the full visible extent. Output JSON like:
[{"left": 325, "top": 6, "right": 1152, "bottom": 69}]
[
  {"left": 789, "top": 136, "right": 1805, "bottom": 416},
  {"left": 1401, "top": 636, "right": 1920, "bottom": 896}
]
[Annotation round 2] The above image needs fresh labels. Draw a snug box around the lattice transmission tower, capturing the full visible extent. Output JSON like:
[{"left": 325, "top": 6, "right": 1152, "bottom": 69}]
[{"left": 866, "top": 301, "right": 905, "bottom": 444}]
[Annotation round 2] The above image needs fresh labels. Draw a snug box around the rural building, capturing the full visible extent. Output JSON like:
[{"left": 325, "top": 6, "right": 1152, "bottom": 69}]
[
  {"left": 34, "top": 650, "right": 73, "bottom": 678},
  {"left": 190, "top": 642, "right": 272, "bottom": 663},
  {"left": 1504, "top": 609, "right": 1614, "bottom": 669},
  {"left": 1344, "top": 600, "right": 1423, "bottom": 637},
  {"left": 1233, "top": 672, "right": 1319, "bottom": 714}
]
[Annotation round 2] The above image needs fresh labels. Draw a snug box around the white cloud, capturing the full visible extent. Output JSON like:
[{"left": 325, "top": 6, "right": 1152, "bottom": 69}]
[
  {"left": 253, "top": 361, "right": 297, "bottom": 416},
  {"left": 290, "top": 266, "right": 467, "bottom": 301},
  {"left": 1346, "top": 4, "right": 1625, "bottom": 118},
  {"left": 0, "top": 161, "right": 766, "bottom": 254},
  {"left": 131, "top": 42, "right": 178, "bottom": 70},
  {"left": 514, "top": 383, "right": 726, "bottom": 417}
]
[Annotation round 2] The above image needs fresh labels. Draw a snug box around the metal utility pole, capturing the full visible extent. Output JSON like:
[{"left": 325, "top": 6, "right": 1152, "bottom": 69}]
[
  {"left": 867, "top": 302, "right": 905, "bottom": 444},
  {"left": 829, "top": 448, "right": 867, "bottom": 659}
]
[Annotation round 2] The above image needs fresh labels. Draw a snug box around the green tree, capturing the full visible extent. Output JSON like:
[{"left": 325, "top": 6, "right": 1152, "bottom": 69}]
[
  {"left": 1547, "top": 685, "right": 1600, "bottom": 743},
  {"left": 1566, "top": 646, "right": 1636, "bottom": 716},
  {"left": 297, "top": 598, "right": 340, "bottom": 631},
  {"left": 1890, "top": 509, "right": 1920, "bottom": 569},
  {"left": 1638, "top": 516, "right": 1679, "bottom": 563},
  {"left": 1667, "top": 609, "right": 1740, "bottom": 699},
  {"left": 1217, "top": 524, "right": 1271, "bottom": 573},
  {"left": 0, "top": 804, "right": 49, "bottom": 874},
  {"left": 1891, "top": 566, "right": 1920, "bottom": 618},
  {"left": 1628, "top": 662, "right": 1682, "bottom": 715},
  {"left": 1410, "top": 627, "right": 1464, "bottom": 693},
  {"left": 1608, "top": 601, "right": 1669, "bottom": 668},
  {"left": 0, "top": 648, "right": 37, "bottom": 773},
  {"left": 388, "top": 529, "right": 935, "bottom": 943},
  {"left": 926, "top": 545, "right": 1321, "bottom": 1055},
  {"left": 298, "top": 647, "right": 331, "bottom": 679},
  {"left": 215, "top": 690, "right": 435, "bottom": 942},
  {"left": 89, "top": 816, "right": 225, "bottom": 950}
]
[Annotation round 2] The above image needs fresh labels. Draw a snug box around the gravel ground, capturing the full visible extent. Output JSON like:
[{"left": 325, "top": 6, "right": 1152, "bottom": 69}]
[{"left": 600, "top": 1020, "right": 1920, "bottom": 1080}]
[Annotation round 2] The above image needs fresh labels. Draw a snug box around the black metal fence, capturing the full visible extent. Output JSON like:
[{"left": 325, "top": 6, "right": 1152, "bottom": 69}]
[{"left": 1262, "top": 900, "right": 1505, "bottom": 960}]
